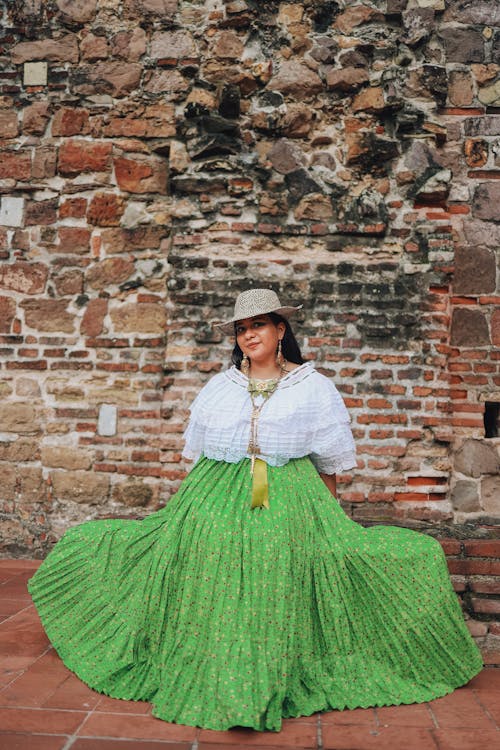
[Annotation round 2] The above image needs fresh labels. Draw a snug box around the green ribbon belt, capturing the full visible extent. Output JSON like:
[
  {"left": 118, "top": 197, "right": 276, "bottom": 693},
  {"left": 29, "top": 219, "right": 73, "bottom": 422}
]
[{"left": 250, "top": 457, "right": 269, "bottom": 509}]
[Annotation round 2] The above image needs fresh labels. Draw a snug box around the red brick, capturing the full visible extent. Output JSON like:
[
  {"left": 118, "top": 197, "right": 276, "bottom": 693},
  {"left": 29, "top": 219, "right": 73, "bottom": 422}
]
[
  {"left": 367, "top": 398, "right": 392, "bottom": 408},
  {"left": 0, "top": 296, "right": 16, "bottom": 333},
  {"left": 358, "top": 445, "right": 406, "bottom": 457},
  {"left": 0, "top": 151, "right": 31, "bottom": 179},
  {"left": 369, "top": 429, "right": 394, "bottom": 439},
  {"left": 396, "top": 430, "right": 423, "bottom": 439},
  {"left": 118, "top": 410, "right": 161, "bottom": 419},
  {"left": 81, "top": 298, "right": 108, "bottom": 337},
  {"left": 52, "top": 107, "right": 90, "bottom": 136},
  {"left": 59, "top": 197, "right": 87, "bottom": 218},
  {"left": 85, "top": 338, "right": 129, "bottom": 348},
  {"left": 452, "top": 577, "right": 466, "bottom": 592},
  {"left": 12, "top": 34, "right": 79, "bottom": 63},
  {"left": 94, "top": 463, "right": 118, "bottom": 473},
  {"left": 0, "top": 261, "right": 48, "bottom": 295},
  {"left": 490, "top": 309, "right": 500, "bottom": 346},
  {"left": 114, "top": 156, "right": 167, "bottom": 194},
  {"left": 368, "top": 492, "right": 395, "bottom": 502},
  {"left": 32, "top": 145, "right": 57, "bottom": 180},
  {"left": 448, "top": 362, "right": 472, "bottom": 372},
  {"left": 23, "top": 102, "right": 50, "bottom": 135},
  {"left": 118, "top": 465, "right": 162, "bottom": 477},
  {"left": 87, "top": 192, "right": 125, "bottom": 226},
  {"left": 97, "top": 363, "right": 139, "bottom": 372},
  {"left": 447, "top": 559, "right": 500, "bottom": 576},
  {"left": 344, "top": 398, "right": 364, "bottom": 408},
  {"left": 381, "top": 355, "right": 410, "bottom": 364},
  {"left": 129, "top": 291, "right": 158, "bottom": 303},
  {"left": 357, "top": 414, "right": 407, "bottom": 425},
  {"left": 25, "top": 199, "right": 58, "bottom": 225},
  {"left": 464, "top": 540, "right": 500, "bottom": 558},
  {"left": 57, "top": 227, "right": 91, "bottom": 254},
  {"left": 438, "top": 539, "right": 462, "bottom": 555},
  {"left": 397, "top": 399, "right": 421, "bottom": 409},
  {"left": 450, "top": 389, "right": 467, "bottom": 400},
  {"left": 86, "top": 256, "right": 135, "bottom": 290},
  {"left": 131, "top": 451, "right": 160, "bottom": 462},
  {"left": 407, "top": 476, "right": 447, "bottom": 487},
  {"left": 58, "top": 140, "right": 112, "bottom": 176},
  {"left": 257, "top": 222, "right": 283, "bottom": 234},
  {"left": 231, "top": 222, "right": 255, "bottom": 232},
  {"left": 394, "top": 492, "right": 428, "bottom": 502},
  {"left": 469, "top": 578, "right": 500, "bottom": 594},
  {"left": 0, "top": 109, "right": 19, "bottom": 138},
  {"left": 483, "top": 650, "right": 500, "bottom": 665},
  {"left": 367, "top": 459, "right": 390, "bottom": 469},
  {"left": 452, "top": 403, "right": 485, "bottom": 413},
  {"left": 471, "top": 598, "right": 500, "bottom": 614}
]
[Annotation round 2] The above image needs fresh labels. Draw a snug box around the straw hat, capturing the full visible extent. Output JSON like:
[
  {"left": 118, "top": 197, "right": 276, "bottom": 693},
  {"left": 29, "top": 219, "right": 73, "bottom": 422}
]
[{"left": 216, "top": 288, "right": 302, "bottom": 334}]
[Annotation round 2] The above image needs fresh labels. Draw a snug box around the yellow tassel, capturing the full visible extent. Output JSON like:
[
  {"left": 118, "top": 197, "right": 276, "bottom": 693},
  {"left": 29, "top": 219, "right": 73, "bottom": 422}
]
[{"left": 250, "top": 457, "right": 269, "bottom": 509}]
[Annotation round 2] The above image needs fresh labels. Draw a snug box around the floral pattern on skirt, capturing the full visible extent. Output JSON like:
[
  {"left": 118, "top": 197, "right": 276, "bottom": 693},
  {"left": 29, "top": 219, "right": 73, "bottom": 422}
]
[{"left": 28, "top": 456, "right": 483, "bottom": 731}]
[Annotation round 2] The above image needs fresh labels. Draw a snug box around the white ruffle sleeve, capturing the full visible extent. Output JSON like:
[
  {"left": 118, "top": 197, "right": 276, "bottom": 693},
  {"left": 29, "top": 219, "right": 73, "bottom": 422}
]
[
  {"left": 181, "top": 373, "right": 239, "bottom": 463},
  {"left": 307, "top": 375, "right": 358, "bottom": 475},
  {"left": 182, "top": 363, "right": 357, "bottom": 473}
]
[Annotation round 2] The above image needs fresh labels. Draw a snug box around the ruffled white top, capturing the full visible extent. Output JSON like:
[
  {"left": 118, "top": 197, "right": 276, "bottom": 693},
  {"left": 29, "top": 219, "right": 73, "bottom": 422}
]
[{"left": 182, "top": 362, "right": 357, "bottom": 475}]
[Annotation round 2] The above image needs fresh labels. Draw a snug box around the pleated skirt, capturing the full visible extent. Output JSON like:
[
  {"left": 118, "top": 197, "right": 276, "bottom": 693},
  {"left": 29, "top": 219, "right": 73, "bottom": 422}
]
[{"left": 27, "top": 456, "right": 483, "bottom": 731}]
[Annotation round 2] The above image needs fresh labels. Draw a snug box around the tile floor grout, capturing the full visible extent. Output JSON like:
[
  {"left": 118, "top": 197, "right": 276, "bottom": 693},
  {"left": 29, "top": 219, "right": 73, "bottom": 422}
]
[
  {"left": 316, "top": 713, "right": 322, "bottom": 750},
  {"left": 427, "top": 701, "right": 440, "bottom": 729},
  {"left": 473, "top": 688, "right": 498, "bottom": 728}
]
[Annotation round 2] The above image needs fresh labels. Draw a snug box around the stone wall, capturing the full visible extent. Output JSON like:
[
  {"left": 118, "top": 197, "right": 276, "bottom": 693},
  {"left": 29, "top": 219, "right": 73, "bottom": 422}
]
[{"left": 0, "top": 1, "right": 499, "bottom": 660}]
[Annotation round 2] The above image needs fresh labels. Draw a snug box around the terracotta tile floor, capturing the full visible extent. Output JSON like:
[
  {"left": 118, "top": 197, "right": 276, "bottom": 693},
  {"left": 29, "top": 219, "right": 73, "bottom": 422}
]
[{"left": 1, "top": 558, "right": 499, "bottom": 750}]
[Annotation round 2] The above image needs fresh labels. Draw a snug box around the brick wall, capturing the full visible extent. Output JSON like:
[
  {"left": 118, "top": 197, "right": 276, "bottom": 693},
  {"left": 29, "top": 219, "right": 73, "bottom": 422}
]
[{"left": 0, "top": 1, "right": 498, "bottom": 659}]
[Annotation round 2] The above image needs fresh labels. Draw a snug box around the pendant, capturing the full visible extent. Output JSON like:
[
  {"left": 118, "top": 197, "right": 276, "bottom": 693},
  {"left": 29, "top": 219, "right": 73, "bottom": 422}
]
[{"left": 248, "top": 377, "right": 279, "bottom": 400}]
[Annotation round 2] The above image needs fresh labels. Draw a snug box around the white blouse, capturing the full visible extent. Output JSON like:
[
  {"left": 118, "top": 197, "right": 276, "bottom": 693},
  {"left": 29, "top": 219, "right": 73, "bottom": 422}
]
[{"left": 182, "top": 362, "right": 357, "bottom": 475}]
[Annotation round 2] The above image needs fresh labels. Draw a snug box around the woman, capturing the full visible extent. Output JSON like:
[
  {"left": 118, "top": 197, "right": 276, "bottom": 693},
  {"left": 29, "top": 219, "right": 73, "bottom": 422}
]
[{"left": 28, "top": 288, "right": 483, "bottom": 732}]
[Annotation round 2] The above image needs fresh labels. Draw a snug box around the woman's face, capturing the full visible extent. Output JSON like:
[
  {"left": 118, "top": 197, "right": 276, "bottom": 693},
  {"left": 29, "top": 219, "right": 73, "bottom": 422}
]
[{"left": 235, "top": 315, "right": 285, "bottom": 367}]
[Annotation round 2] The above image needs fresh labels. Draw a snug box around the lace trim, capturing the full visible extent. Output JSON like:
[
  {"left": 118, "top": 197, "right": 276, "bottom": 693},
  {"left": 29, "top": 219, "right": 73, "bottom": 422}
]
[
  {"left": 224, "top": 362, "right": 315, "bottom": 390},
  {"left": 182, "top": 446, "right": 357, "bottom": 473},
  {"left": 310, "top": 450, "right": 358, "bottom": 475}
]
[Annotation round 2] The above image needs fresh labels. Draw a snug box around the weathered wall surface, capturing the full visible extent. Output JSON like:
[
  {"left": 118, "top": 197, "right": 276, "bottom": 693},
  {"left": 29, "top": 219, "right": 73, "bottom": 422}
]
[{"left": 0, "top": 1, "right": 499, "bottom": 659}]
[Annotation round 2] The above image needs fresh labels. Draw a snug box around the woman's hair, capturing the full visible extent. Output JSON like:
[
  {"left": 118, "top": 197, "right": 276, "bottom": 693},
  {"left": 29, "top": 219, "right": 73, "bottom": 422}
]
[{"left": 231, "top": 312, "right": 305, "bottom": 370}]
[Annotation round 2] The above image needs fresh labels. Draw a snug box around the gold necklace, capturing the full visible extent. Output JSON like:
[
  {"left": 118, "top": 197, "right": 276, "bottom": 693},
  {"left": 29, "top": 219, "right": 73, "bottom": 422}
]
[
  {"left": 247, "top": 375, "right": 280, "bottom": 400},
  {"left": 246, "top": 364, "right": 286, "bottom": 475}
]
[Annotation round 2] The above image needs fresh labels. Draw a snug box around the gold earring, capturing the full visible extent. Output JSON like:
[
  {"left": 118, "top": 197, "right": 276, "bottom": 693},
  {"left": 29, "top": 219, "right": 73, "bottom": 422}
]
[
  {"left": 276, "top": 339, "right": 285, "bottom": 369},
  {"left": 241, "top": 353, "right": 250, "bottom": 376}
]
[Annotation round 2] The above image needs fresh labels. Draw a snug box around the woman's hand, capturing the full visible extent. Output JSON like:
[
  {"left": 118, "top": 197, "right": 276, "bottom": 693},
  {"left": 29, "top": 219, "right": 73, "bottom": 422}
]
[{"left": 319, "top": 472, "right": 337, "bottom": 498}]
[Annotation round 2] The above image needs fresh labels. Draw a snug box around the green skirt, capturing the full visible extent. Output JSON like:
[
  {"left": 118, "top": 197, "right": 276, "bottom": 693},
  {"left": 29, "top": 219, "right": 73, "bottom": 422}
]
[{"left": 28, "top": 456, "right": 483, "bottom": 731}]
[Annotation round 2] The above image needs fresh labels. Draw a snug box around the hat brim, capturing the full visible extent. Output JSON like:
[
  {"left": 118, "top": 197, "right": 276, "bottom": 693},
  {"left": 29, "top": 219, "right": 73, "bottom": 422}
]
[{"left": 215, "top": 305, "right": 303, "bottom": 335}]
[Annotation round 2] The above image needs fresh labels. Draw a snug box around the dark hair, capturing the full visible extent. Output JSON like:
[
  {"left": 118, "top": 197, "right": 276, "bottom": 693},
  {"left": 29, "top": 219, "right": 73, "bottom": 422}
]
[{"left": 231, "top": 312, "right": 305, "bottom": 370}]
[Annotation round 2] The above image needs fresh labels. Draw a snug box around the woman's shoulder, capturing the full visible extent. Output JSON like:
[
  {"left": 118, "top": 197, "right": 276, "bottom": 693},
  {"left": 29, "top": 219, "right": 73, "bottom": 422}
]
[
  {"left": 279, "top": 362, "right": 335, "bottom": 392},
  {"left": 190, "top": 366, "right": 244, "bottom": 404},
  {"left": 280, "top": 362, "right": 349, "bottom": 413}
]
